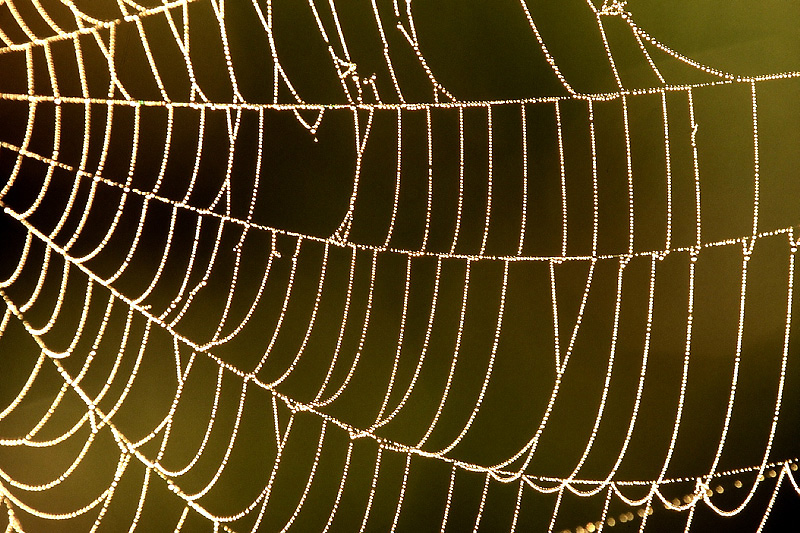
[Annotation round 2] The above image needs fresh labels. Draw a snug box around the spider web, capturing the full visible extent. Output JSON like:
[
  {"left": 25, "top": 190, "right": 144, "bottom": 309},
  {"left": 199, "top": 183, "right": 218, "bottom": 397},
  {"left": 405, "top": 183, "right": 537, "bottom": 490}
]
[{"left": 0, "top": 0, "right": 799, "bottom": 531}]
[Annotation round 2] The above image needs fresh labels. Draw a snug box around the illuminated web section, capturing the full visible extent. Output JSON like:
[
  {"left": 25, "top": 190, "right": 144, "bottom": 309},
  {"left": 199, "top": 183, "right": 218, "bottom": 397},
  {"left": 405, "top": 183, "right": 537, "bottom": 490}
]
[{"left": 0, "top": 0, "right": 799, "bottom": 531}]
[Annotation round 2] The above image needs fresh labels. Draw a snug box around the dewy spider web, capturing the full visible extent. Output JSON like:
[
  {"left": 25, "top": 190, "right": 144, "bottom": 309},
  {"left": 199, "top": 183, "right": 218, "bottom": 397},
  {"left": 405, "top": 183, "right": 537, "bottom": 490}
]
[{"left": 0, "top": 0, "right": 798, "bottom": 531}]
